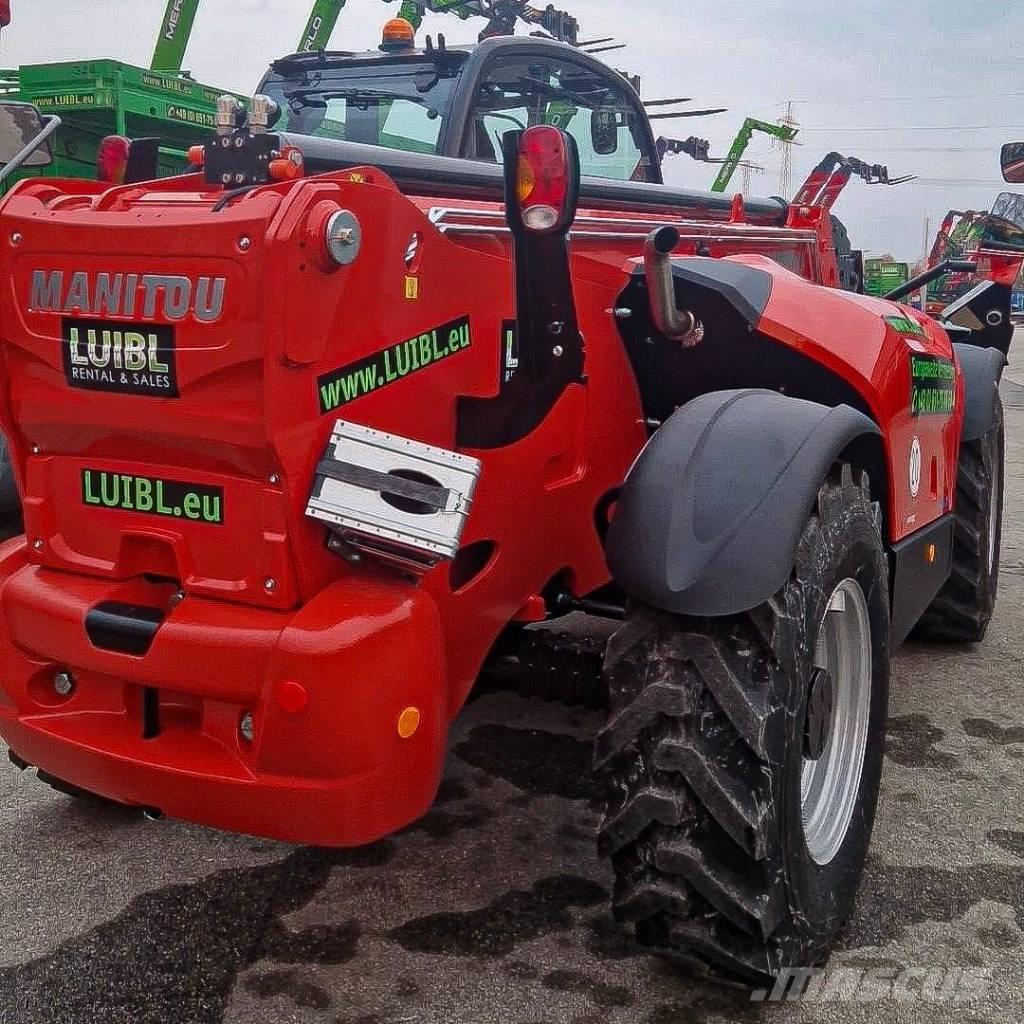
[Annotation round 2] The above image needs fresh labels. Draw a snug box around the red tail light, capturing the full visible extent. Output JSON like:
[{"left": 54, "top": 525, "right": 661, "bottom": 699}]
[
  {"left": 96, "top": 135, "right": 131, "bottom": 185},
  {"left": 0, "top": 1, "right": 10, "bottom": 29},
  {"left": 515, "top": 126, "right": 579, "bottom": 233}
]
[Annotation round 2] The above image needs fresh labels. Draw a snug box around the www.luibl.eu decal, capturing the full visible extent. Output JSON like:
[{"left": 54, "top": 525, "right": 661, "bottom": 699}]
[
  {"left": 910, "top": 354, "right": 955, "bottom": 415},
  {"left": 318, "top": 315, "right": 472, "bottom": 415}
]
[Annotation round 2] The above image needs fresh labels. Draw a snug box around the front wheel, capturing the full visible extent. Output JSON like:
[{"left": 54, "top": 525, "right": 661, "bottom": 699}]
[
  {"left": 914, "top": 398, "right": 1003, "bottom": 643},
  {"left": 595, "top": 465, "right": 891, "bottom": 981}
]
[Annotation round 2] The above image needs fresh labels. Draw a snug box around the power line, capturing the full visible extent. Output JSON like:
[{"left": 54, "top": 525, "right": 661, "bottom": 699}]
[
  {"left": 779, "top": 91, "right": 1024, "bottom": 105},
  {"left": 800, "top": 125, "right": 1024, "bottom": 132},
  {"left": 864, "top": 146, "right": 997, "bottom": 153},
  {"left": 911, "top": 178, "right": 1007, "bottom": 187}
]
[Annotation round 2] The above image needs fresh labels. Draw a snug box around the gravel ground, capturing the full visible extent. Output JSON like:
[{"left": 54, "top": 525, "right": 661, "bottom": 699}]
[{"left": 0, "top": 335, "right": 1022, "bottom": 1024}]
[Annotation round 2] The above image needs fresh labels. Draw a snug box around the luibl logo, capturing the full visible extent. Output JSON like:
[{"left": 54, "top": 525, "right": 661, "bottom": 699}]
[
  {"left": 63, "top": 317, "right": 178, "bottom": 398},
  {"left": 30, "top": 271, "right": 226, "bottom": 322}
]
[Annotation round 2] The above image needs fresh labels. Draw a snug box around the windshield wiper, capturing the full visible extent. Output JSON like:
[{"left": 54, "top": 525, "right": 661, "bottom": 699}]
[{"left": 286, "top": 88, "right": 435, "bottom": 111}]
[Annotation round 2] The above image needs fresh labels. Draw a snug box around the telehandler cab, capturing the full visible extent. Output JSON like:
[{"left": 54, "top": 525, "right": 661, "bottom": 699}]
[{"left": 0, "top": 25, "right": 1020, "bottom": 984}]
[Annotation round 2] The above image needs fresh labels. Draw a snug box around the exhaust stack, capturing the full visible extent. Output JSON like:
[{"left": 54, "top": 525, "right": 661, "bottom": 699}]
[{"left": 644, "top": 226, "right": 700, "bottom": 346}]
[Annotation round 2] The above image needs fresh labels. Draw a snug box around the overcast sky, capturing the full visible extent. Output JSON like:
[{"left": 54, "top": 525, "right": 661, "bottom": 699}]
[{"left": 2, "top": 0, "right": 1021, "bottom": 261}]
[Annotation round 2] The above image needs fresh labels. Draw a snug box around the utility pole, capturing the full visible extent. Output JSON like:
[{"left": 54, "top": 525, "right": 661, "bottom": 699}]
[
  {"left": 775, "top": 101, "right": 799, "bottom": 197},
  {"left": 151, "top": 0, "right": 202, "bottom": 72},
  {"left": 920, "top": 214, "right": 931, "bottom": 309}
]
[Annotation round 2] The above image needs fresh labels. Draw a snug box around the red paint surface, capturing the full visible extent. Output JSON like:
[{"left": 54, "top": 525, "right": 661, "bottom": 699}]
[{"left": 0, "top": 165, "right": 995, "bottom": 844}]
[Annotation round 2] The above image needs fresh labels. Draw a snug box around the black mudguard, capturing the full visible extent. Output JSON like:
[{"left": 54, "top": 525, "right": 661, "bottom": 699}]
[
  {"left": 605, "top": 389, "right": 880, "bottom": 617},
  {"left": 955, "top": 343, "right": 1007, "bottom": 443}
]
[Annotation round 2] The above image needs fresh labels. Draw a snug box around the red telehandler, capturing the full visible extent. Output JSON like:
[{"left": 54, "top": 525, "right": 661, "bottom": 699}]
[{"left": 0, "top": 21, "right": 1019, "bottom": 985}]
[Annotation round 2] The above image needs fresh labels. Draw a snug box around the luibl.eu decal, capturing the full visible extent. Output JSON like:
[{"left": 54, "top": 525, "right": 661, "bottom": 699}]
[
  {"left": 318, "top": 315, "right": 472, "bottom": 414},
  {"left": 911, "top": 354, "right": 955, "bottom": 415},
  {"left": 62, "top": 317, "right": 178, "bottom": 397},
  {"left": 82, "top": 470, "right": 224, "bottom": 525}
]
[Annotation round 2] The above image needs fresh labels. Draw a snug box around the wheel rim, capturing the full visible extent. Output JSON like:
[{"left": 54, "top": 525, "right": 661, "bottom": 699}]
[
  {"left": 800, "top": 578, "right": 873, "bottom": 866},
  {"left": 988, "top": 456, "right": 1001, "bottom": 575}
]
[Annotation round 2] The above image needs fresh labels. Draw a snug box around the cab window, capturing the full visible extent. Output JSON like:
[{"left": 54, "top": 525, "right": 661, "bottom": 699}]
[
  {"left": 464, "top": 56, "right": 655, "bottom": 182},
  {"left": 265, "top": 63, "right": 456, "bottom": 155}
]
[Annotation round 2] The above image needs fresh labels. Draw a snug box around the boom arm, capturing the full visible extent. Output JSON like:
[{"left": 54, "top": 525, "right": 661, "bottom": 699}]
[
  {"left": 793, "top": 152, "right": 916, "bottom": 210},
  {"left": 711, "top": 117, "right": 798, "bottom": 193},
  {"left": 399, "top": 0, "right": 477, "bottom": 30},
  {"left": 298, "top": 0, "right": 348, "bottom": 51},
  {"left": 151, "top": 0, "right": 203, "bottom": 72},
  {"left": 401, "top": 1, "right": 577, "bottom": 42}
]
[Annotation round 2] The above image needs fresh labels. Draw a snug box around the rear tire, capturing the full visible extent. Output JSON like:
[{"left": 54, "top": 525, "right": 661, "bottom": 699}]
[
  {"left": 595, "top": 465, "right": 890, "bottom": 982},
  {"left": 914, "top": 399, "right": 1003, "bottom": 643},
  {"left": 0, "top": 433, "right": 20, "bottom": 533}
]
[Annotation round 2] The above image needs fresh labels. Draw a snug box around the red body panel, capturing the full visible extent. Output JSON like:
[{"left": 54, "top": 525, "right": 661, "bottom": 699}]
[
  {"left": 750, "top": 257, "right": 962, "bottom": 538},
  {"left": 0, "top": 167, "right": 964, "bottom": 843}
]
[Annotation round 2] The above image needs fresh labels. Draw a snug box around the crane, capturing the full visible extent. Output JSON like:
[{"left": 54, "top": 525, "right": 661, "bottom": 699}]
[
  {"left": 298, "top": 0, "right": 349, "bottom": 51},
  {"left": 151, "top": 0, "right": 577, "bottom": 71},
  {"left": 792, "top": 152, "right": 916, "bottom": 211},
  {"left": 151, "top": 0, "right": 203, "bottom": 72},
  {"left": 710, "top": 117, "right": 798, "bottom": 193}
]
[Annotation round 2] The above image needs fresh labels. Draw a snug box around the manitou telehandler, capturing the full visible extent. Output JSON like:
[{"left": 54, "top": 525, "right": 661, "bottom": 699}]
[{"left": 0, "top": 22, "right": 1020, "bottom": 984}]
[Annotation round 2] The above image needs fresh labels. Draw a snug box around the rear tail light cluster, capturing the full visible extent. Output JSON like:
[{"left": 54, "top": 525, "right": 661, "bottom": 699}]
[
  {"left": 513, "top": 125, "right": 580, "bottom": 234},
  {"left": 96, "top": 135, "right": 131, "bottom": 185}
]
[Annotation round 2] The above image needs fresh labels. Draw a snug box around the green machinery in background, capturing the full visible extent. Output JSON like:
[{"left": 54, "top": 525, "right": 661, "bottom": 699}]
[
  {"left": 711, "top": 116, "right": 799, "bottom": 193},
  {"left": 3, "top": 0, "right": 575, "bottom": 188},
  {"left": 863, "top": 258, "right": 909, "bottom": 299},
  {"left": 1, "top": 0, "right": 245, "bottom": 185},
  {"left": 0, "top": 61, "right": 243, "bottom": 182}
]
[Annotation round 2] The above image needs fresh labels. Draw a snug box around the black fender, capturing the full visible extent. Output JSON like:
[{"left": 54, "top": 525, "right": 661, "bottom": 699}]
[
  {"left": 955, "top": 343, "right": 1006, "bottom": 442},
  {"left": 605, "top": 389, "right": 880, "bottom": 617}
]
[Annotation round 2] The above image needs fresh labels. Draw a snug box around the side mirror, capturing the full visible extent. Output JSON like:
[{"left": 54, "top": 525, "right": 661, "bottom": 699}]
[
  {"left": 981, "top": 191, "right": 1024, "bottom": 253},
  {"left": 1001, "top": 142, "right": 1024, "bottom": 184},
  {"left": 591, "top": 108, "right": 620, "bottom": 157},
  {"left": 0, "top": 102, "right": 55, "bottom": 169}
]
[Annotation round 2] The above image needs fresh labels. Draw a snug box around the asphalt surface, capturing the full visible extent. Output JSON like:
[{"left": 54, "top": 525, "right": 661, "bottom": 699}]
[{"left": 2, "top": 335, "right": 1024, "bottom": 1024}]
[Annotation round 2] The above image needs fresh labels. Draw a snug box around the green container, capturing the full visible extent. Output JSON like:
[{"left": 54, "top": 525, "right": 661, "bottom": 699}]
[
  {"left": 1, "top": 59, "right": 246, "bottom": 184},
  {"left": 863, "top": 259, "right": 909, "bottom": 299}
]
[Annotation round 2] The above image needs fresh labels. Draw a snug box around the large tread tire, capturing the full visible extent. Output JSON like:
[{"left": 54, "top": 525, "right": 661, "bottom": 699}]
[
  {"left": 595, "top": 465, "right": 891, "bottom": 983},
  {"left": 914, "top": 399, "right": 1003, "bottom": 643},
  {"left": 0, "top": 433, "right": 21, "bottom": 535}
]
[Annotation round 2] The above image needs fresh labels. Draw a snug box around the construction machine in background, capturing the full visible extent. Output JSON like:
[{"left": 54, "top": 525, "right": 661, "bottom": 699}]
[{"left": 710, "top": 116, "right": 798, "bottom": 193}]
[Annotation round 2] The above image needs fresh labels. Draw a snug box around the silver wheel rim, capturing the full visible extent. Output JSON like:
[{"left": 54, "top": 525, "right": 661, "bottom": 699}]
[
  {"left": 987, "top": 458, "right": 1000, "bottom": 575},
  {"left": 800, "top": 579, "right": 873, "bottom": 866}
]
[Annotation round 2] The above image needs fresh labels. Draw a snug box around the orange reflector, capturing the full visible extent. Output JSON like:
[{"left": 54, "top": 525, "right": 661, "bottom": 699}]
[
  {"left": 187, "top": 145, "right": 205, "bottom": 168},
  {"left": 397, "top": 706, "right": 421, "bottom": 739},
  {"left": 269, "top": 158, "right": 302, "bottom": 181},
  {"left": 382, "top": 17, "right": 415, "bottom": 47},
  {"left": 517, "top": 155, "right": 536, "bottom": 203},
  {"left": 926, "top": 544, "right": 937, "bottom": 564}
]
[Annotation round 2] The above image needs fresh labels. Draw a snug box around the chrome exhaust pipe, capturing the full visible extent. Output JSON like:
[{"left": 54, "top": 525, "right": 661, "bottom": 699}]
[{"left": 644, "top": 226, "right": 700, "bottom": 345}]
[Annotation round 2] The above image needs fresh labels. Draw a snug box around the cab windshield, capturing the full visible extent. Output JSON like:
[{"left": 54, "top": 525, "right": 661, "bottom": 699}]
[{"left": 261, "top": 59, "right": 462, "bottom": 156}]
